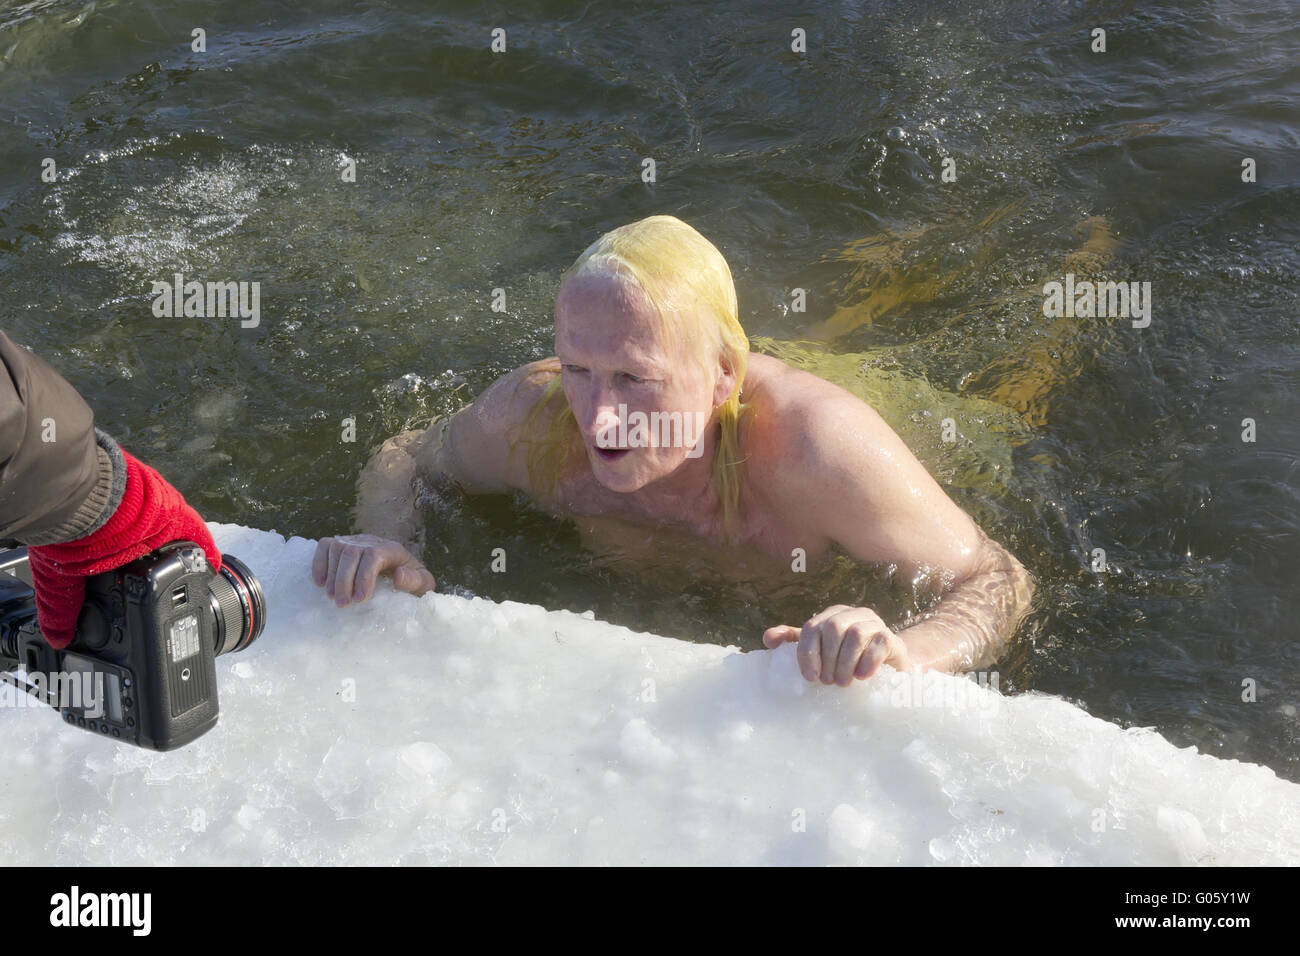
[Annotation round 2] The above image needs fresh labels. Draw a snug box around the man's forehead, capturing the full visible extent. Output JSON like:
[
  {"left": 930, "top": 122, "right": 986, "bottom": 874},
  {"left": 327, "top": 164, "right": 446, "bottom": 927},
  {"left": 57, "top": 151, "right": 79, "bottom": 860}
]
[
  {"left": 556, "top": 274, "right": 676, "bottom": 359},
  {"left": 555, "top": 322, "right": 670, "bottom": 368},
  {"left": 557, "top": 272, "right": 662, "bottom": 329}
]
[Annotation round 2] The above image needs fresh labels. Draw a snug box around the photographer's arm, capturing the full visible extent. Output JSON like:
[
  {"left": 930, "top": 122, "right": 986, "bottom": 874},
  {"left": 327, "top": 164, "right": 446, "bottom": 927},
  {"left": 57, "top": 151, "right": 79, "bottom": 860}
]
[
  {"left": 0, "top": 329, "right": 220, "bottom": 649},
  {"left": 0, "top": 329, "right": 121, "bottom": 545}
]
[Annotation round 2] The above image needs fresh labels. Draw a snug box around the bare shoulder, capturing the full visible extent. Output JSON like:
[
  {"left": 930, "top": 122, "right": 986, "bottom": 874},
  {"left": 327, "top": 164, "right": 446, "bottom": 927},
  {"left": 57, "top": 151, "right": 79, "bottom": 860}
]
[
  {"left": 743, "top": 352, "right": 983, "bottom": 574},
  {"left": 413, "top": 358, "right": 569, "bottom": 494},
  {"left": 470, "top": 357, "right": 564, "bottom": 428},
  {"left": 742, "top": 352, "right": 897, "bottom": 476}
]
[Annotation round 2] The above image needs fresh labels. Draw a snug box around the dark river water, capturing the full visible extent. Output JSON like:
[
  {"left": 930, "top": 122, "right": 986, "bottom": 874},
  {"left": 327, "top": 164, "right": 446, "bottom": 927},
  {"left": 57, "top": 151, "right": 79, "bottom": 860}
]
[{"left": 2, "top": 0, "right": 1298, "bottom": 781}]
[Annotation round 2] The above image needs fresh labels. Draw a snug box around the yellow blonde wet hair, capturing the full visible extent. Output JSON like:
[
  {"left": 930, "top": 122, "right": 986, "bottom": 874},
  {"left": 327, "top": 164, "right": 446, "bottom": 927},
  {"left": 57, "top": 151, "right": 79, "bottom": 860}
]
[{"left": 511, "top": 214, "right": 752, "bottom": 539}]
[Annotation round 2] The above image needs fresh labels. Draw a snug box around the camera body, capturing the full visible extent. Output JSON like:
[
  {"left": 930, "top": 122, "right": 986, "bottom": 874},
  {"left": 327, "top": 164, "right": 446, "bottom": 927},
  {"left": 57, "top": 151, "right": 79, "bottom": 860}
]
[{"left": 0, "top": 542, "right": 263, "bottom": 751}]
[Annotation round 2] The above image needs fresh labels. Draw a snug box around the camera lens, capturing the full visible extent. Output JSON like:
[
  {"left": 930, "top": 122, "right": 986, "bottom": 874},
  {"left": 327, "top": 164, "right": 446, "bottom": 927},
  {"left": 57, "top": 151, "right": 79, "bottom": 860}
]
[{"left": 208, "top": 554, "right": 266, "bottom": 656}]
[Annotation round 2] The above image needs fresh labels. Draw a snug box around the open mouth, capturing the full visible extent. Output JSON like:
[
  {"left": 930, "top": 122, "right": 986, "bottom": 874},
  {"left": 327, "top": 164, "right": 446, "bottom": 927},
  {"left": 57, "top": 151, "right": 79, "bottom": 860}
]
[{"left": 594, "top": 446, "right": 632, "bottom": 463}]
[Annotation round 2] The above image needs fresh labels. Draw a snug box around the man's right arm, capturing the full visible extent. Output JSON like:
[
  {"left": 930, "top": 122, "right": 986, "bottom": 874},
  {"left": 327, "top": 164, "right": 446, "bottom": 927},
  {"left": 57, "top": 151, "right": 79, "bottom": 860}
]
[
  {"left": 353, "top": 427, "right": 432, "bottom": 558},
  {"left": 324, "top": 360, "right": 562, "bottom": 605},
  {"left": 354, "top": 359, "right": 562, "bottom": 541}
]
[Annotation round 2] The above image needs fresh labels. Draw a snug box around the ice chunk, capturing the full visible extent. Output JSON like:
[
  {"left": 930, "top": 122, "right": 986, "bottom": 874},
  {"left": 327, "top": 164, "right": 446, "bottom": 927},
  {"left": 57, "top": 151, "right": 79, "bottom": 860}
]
[
  {"left": 0, "top": 522, "right": 1294, "bottom": 865},
  {"left": 1157, "top": 806, "right": 1210, "bottom": 865},
  {"left": 619, "top": 719, "right": 676, "bottom": 771}
]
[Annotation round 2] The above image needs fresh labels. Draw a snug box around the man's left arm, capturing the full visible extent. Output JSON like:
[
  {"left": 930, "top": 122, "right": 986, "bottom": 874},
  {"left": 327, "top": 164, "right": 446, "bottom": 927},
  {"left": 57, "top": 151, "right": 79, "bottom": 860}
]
[
  {"left": 890, "top": 526, "right": 1036, "bottom": 673},
  {"left": 763, "top": 390, "right": 1035, "bottom": 679}
]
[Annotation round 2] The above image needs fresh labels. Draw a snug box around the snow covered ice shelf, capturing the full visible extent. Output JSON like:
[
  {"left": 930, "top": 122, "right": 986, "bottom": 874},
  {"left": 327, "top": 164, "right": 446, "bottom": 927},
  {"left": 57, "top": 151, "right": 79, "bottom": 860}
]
[{"left": 1, "top": 522, "right": 1298, "bottom": 865}]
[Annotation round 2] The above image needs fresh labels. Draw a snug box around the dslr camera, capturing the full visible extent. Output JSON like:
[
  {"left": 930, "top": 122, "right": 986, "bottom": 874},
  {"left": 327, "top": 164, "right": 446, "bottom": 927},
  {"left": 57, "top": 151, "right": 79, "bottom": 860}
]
[{"left": 0, "top": 541, "right": 265, "bottom": 751}]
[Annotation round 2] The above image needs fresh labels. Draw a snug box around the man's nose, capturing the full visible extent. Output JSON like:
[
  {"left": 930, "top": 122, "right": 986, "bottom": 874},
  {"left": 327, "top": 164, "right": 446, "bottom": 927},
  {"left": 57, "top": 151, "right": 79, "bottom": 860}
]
[
  {"left": 586, "top": 404, "right": 622, "bottom": 443},
  {"left": 580, "top": 384, "right": 622, "bottom": 439}
]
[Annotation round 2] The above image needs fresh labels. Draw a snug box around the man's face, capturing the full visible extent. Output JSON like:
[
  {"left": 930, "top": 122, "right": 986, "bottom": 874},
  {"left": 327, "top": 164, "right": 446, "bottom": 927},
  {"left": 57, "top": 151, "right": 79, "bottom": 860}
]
[{"left": 555, "top": 269, "right": 730, "bottom": 494}]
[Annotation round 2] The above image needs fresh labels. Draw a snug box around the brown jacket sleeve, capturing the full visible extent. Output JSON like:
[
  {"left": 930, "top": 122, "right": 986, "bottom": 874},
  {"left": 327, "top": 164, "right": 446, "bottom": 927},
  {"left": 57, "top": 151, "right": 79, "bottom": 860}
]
[{"left": 0, "top": 329, "right": 124, "bottom": 545}]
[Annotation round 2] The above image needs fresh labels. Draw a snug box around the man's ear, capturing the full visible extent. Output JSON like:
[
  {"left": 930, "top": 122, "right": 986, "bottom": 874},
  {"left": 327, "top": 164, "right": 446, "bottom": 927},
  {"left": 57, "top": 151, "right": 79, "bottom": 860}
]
[{"left": 712, "top": 354, "right": 737, "bottom": 408}]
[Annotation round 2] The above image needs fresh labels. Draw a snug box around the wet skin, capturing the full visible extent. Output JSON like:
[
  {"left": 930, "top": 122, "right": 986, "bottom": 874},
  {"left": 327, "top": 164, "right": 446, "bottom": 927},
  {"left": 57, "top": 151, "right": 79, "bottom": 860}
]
[{"left": 313, "top": 268, "right": 1035, "bottom": 684}]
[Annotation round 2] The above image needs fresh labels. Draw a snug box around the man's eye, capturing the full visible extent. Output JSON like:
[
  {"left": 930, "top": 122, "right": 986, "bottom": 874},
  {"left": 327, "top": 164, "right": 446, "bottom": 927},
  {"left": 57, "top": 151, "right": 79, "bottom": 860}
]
[
  {"left": 561, "top": 364, "right": 587, "bottom": 374},
  {"left": 623, "top": 373, "right": 646, "bottom": 384}
]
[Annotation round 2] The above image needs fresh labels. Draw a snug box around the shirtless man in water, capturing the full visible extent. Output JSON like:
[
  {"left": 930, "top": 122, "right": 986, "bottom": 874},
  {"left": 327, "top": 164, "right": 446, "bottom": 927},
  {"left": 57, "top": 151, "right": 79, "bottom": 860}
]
[{"left": 312, "top": 215, "right": 1035, "bottom": 685}]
